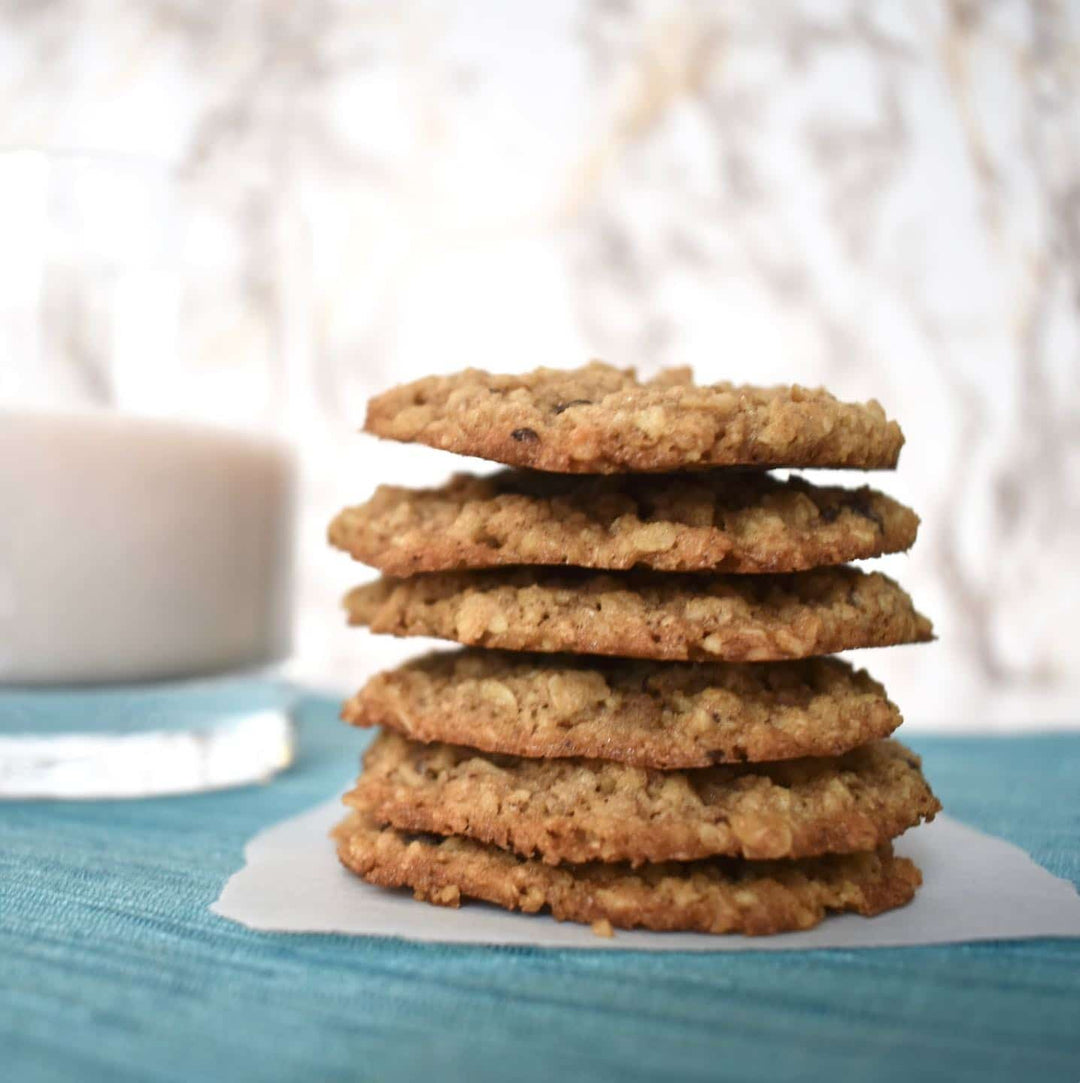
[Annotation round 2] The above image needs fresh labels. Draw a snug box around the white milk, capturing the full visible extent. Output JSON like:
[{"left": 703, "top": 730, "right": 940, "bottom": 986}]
[{"left": 0, "top": 411, "right": 296, "bottom": 684}]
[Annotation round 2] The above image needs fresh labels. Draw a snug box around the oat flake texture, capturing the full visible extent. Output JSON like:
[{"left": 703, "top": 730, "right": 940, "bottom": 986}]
[
  {"left": 363, "top": 362, "right": 905, "bottom": 473},
  {"left": 334, "top": 813, "right": 922, "bottom": 936},
  {"left": 329, "top": 470, "right": 918, "bottom": 575},
  {"left": 343, "top": 650, "right": 904, "bottom": 767},
  {"left": 344, "top": 566, "right": 934, "bottom": 662},
  {"left": 345, "top": 730, "right": 940, "bottom": 865}
]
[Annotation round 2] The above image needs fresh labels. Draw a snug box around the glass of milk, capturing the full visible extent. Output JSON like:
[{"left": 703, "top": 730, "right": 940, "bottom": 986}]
[{"left": 0, "top": 150, "right": 298, "bottom": 797}]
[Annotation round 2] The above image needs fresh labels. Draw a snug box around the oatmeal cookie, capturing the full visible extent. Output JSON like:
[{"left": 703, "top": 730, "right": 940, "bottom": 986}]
[
  {"left": 363, "top": 362, "right": 904, "bottom": 472},
  {"left": 334, "top": 812, "right": 922, "bottom": 936},
  {"left": 329, "top": 470, "right": 918, "bottom": 575},
  {"left": 346, "top": 730, "right": 939, "bottom": 864},
  {"left": 344, "top": 650, "right": 902, "bottom": 767},
  {"left": 343, "top": 566, "right": 933, "bottom": 662}
]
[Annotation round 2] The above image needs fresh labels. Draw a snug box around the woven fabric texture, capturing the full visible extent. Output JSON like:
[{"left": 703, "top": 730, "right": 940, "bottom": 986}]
[{"left": 2, "top": 693, "right": 1078, "bottom": 1083}]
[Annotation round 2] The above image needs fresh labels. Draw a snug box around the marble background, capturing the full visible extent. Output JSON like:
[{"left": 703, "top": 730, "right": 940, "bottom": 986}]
[{"left": 3, "top": 0, "right": 1078, "bottom": 730}]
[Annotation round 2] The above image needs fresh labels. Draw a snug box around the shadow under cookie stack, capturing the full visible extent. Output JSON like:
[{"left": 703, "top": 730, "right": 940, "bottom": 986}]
[{"left": 330, "top": 363, "right": 940, "bottom": 938}]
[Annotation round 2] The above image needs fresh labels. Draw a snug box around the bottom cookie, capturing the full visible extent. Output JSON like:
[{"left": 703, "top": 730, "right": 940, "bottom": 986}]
[{"left": 333, "top": 812, "right": 921, "bottom": 937}]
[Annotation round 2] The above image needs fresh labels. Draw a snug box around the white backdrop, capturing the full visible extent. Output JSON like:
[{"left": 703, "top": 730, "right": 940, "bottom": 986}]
[{"left": 3, "top": 0, "right": 1078, "bottom": 729}]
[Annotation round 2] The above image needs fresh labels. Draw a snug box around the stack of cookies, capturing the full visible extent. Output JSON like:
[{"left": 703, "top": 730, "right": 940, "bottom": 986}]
[{"left": 330, "top": 363, "right": 940, "bottom": 937}]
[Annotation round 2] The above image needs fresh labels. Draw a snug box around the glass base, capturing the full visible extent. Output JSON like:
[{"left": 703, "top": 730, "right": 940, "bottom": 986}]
[{"left": 0, "top": 675, "right": 296, "bottom": 799}]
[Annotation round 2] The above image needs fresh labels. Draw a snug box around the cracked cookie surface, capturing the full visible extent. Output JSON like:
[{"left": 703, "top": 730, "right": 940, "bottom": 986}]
[
  {"left": 334, "top": 812, "right": 922, "bottom": 936},
  {"left": 363, "top": 362, "right": 904, "bottom": 472},
  {"left": 344, "top": 650, "right": 903, "bottom": 767},
  {"left": 346, "top": 731, "right": 940, "bottom": 865},
  {"left": 329, "top": 470, "right": 918, "bottom": 575},
  {"left": 344, "top": 566, "right": 933, "bottom": 662}
]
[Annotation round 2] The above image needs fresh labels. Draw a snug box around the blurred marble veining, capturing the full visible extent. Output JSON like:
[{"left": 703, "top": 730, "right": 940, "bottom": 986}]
[{"left": 2, "top": 0, "right": 1078, "bottom": 729}]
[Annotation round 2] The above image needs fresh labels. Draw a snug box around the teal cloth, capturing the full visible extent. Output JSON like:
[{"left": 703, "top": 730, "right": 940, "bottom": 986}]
[{"left": 2, "top": 693, "right": 1078, "bottom": 1083}]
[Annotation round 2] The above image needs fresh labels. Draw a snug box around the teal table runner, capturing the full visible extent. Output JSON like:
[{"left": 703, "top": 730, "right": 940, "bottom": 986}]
[{"left": 2, "top": 694, "right": 1078, "bottom": 1083}]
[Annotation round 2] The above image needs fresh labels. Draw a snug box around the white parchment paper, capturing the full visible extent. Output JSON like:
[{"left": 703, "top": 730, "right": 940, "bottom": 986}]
[{"left": 212, "top": 800, "right": 1080, "bottom": 951}]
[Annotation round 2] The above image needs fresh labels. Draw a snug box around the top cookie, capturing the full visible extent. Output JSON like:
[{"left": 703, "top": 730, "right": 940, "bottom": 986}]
[{"left": 363, "top": 362, "right": 904, "bottom": 473}]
